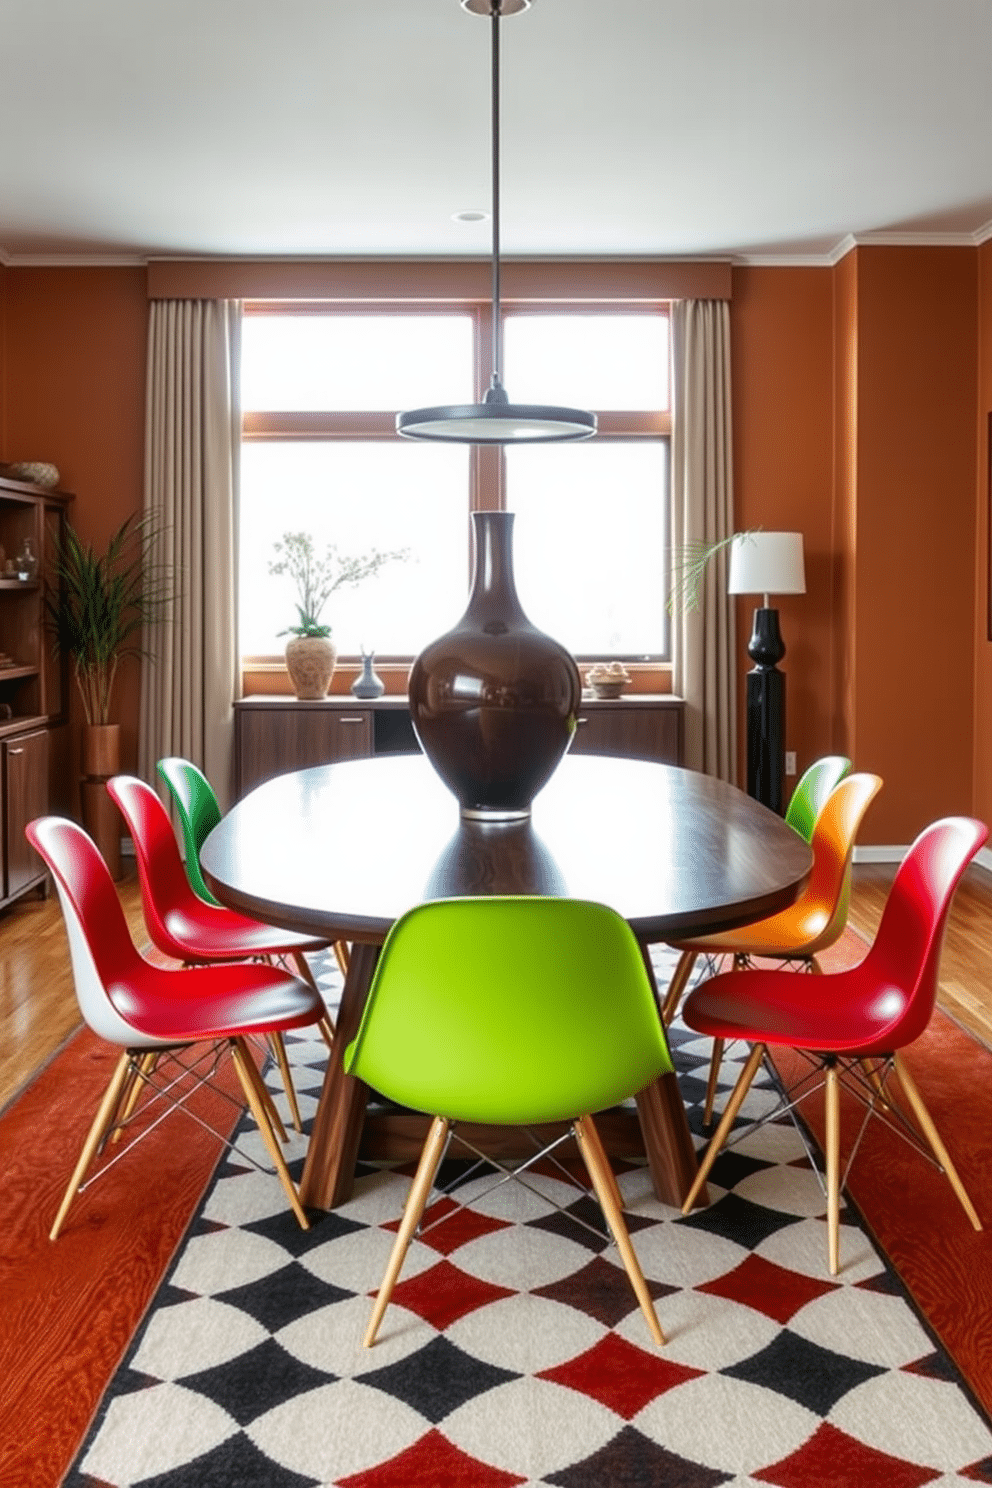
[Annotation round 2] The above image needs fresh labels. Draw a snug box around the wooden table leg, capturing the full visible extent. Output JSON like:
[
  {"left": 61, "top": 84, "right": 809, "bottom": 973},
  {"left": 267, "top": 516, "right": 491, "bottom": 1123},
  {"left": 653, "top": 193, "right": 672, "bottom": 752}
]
[
  {"left": 635, "top": 941, "right": 708, "bottom": 1209},
  {"left": 299, "top": 940, "right": 380, "bottom": 1211},
  {"left": 635, "top": 1073, "right": 708, "bottom": 1208}
]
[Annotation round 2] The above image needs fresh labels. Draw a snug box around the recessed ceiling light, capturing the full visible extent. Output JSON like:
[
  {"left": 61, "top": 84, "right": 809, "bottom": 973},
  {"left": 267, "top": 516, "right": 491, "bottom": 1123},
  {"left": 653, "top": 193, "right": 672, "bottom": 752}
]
[{"left": 452, "top": 209, "right": 489, "bottom": 223}]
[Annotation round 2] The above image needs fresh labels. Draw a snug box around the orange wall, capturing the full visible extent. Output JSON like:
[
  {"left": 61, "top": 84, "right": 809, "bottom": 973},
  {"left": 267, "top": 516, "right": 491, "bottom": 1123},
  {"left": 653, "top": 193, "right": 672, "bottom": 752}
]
[
  {"left": 851, "top": 247, "right": 978, "bottom": 841},
  {"left": 730, "top": 265, "right": 837, "bottom": 782},
  {"left": 974, "top": 241, "right": 992, "bottom": 827},
  {"left": 0, "top": 267, "right": 148, "bottom": 788},
  {"left": 0, "top": 255, "right": 985, "bottom": 844}
]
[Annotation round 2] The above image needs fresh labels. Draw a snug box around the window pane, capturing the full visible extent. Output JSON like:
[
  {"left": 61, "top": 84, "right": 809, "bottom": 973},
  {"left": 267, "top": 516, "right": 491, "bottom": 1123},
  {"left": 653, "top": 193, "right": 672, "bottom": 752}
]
[
  {"left": 239, "top": 442, "right": 470, "bottom": 657},
  {"left": 242, "top": 315, "right": 474, "bottom": 411},
  {"left": 504, "top": 314, "right": 669, "bottom": 411},
  {"left": 506, "top": 442, "right": 669, "bottom": 659}
]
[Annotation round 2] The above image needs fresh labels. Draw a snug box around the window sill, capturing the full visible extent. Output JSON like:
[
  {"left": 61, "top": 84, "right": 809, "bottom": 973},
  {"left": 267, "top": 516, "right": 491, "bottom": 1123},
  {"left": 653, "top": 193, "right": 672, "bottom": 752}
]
[{"left": 241, "top": 660, "right": 674, "bottom": 699}]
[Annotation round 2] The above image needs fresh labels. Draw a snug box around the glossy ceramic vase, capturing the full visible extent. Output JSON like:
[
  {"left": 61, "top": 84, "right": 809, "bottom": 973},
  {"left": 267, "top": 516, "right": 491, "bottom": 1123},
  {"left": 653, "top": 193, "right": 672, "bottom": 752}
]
[
  {"left": 408, "top": 510, "right": 581, "bottom": 819},
  {"left": 285, "top": 635, "right": 337, "bottom": 699},
  {"left": 351, "top": 650, "right": 385, "bottom": 699}
]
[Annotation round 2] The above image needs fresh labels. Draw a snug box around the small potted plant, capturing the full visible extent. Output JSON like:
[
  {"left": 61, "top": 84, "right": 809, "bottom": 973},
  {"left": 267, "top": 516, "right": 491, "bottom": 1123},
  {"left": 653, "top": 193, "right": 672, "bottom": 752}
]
[
  {"left": 269, "top": 531, "right": 406, "bottom": 699},
  {"left": 45, "top": 514, "right": 172, "bottom": 876}
]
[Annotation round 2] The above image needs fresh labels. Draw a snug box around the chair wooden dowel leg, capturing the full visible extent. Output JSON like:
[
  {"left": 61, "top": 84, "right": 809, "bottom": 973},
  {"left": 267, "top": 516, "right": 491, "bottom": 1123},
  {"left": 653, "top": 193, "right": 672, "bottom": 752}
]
[
  {"left": 50, "top": 1051, "right": 134, "bottom": 1241},
  {"left": 579, "top": 1108, "right": 625, "bottom": 1213},
  {"left": 660, "top": 951, "right": 696, "bottom": 1026},
  {"left": 825, "top": 1062, "right": 841, "bottom": 1275},
  {"left": 110, "top": 1050, "right": 158, "bottom": 1142},
  {"left": 702, "top": 1037, "right": 725, "bottom": 1128},
  {"left": 230, "top": 1039, "right": 310, "bottom": 1231},
  {"left": 574, "top": 1116, "right": 665, "bottom": 1347},
  {"left": 319, "top": 1014, "right": 336, "bottom": 1048},
  {"left": 365, "top": 1116, "right": 450, "bottom": 1348},
  {"left": 892, "top": 1052, "right": 982, "bottom": 1231},
  {"left": 682, "top": 1042, "right": 766, "bottom": 1216},
  {"left": 333, "top": 940, "right": 351, "bottom": 977},
  {"left": 247, "top": 1045, "right": 289, "bottom": 1144},
  {"left": 271, "top": 1032, "right": 303, "bottom": 1133},
  {"left": 289, "top": 951, "right": 320, "bottom": 995}
]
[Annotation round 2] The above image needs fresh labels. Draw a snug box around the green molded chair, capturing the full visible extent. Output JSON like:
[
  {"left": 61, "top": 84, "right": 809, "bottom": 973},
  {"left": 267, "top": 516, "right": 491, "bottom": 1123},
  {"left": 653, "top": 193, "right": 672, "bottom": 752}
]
[
  {"left": 156, "top": 757, "right": 224, "bottom": 905},
  {"left": 785, "top": 755, "right": 852, "bottom": 843},
  {"left": 157, "top": 755, "right": 350, "bottom": 983},
  {"left": 345, "top": 896, "right": 673, "bottom": 1349}
]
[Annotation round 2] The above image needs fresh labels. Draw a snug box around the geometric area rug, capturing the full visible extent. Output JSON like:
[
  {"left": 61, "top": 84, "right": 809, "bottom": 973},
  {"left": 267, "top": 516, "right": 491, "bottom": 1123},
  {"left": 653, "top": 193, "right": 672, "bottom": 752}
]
[{"left": 64, "top": 948, "right": 992, "bottom": 1488}]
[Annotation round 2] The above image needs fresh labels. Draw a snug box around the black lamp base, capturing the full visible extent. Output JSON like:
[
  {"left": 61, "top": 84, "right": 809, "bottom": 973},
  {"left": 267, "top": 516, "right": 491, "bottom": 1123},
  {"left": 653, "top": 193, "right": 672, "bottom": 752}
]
[{"left": 745, "top": 607, "right": 786, "bottom": 813}]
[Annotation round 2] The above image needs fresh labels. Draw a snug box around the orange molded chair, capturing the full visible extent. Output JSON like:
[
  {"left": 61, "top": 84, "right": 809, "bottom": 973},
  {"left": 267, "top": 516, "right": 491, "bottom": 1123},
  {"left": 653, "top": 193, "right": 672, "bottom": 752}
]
[
  {"left": 107, "top": 774, "right": 334, "bottom": 1130},
  {"left": 26, "top": 816, "right": 323, "bottom": 1237},
  {"left": 679, "top": 815, "right": 987, "bottom": 1273},
  {"left": 661, "top": 772, "right": 882, "bottom": 1124}
]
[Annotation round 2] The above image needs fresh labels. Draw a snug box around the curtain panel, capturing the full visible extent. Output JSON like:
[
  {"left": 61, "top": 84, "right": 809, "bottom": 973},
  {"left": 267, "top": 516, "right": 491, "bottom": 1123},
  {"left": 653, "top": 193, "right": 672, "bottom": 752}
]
[
  {"left": 139, "top": 299, "right": 242, "bottom": 810},
  {"left": 670, "top": 299, "right": 737, "bottom": 782}
]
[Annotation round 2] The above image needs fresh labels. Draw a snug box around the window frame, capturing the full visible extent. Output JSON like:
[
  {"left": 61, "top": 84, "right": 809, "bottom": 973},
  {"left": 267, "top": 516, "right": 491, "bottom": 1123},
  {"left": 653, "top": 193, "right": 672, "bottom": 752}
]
[{"left": 241, "top": 298, "right": 673, "bottom": 689}]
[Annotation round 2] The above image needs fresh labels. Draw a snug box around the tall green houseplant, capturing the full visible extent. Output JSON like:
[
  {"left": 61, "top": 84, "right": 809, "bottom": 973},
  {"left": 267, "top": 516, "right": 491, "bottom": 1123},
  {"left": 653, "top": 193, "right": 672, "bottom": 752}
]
[{"left": 44, "top": 514, "right": 172, "bottom": 726}]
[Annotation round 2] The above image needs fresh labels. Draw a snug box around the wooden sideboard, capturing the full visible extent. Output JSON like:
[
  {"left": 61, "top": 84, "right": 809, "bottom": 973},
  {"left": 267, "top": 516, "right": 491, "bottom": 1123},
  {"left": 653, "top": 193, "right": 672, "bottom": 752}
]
[{"left": 235, "top": 693, "right": 684, "bottom": 798}]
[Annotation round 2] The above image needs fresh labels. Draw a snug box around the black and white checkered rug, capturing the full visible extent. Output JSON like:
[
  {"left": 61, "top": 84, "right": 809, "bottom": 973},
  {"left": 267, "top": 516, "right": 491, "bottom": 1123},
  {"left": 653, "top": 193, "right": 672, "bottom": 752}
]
[{"left": 65, "top": 948, "right": 992, "bottom": 1487}]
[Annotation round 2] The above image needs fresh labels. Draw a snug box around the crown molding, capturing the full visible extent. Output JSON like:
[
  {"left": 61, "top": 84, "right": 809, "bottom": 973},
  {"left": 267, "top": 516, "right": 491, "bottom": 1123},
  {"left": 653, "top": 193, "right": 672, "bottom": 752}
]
[
  {"left": 0, "top": 250, "right": 147, "bottom": 268},
  {"left": 2, "top": 228, "right": 991, "bottom": 271}
]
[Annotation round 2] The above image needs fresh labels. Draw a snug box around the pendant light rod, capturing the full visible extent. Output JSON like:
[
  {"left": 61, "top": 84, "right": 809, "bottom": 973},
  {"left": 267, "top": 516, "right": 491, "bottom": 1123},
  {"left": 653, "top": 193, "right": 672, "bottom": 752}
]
[
  {"left": 396, "top": 0, "right": 596, "bottom": 443},
  {"left": 489, "top": 0, "right": 503, "bottom": 393}
]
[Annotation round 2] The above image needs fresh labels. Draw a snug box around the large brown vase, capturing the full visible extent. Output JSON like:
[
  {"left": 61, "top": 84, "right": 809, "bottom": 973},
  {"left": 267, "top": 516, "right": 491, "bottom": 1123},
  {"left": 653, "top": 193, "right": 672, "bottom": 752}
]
[{"left": 408, "top": 511, "right": 581, "bottom": 819}]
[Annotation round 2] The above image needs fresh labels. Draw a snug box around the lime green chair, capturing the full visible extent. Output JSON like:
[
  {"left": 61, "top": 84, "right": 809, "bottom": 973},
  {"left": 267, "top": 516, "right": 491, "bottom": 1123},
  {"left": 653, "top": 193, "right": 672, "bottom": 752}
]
[
  {"left": 784, "top": 755, "right": 852, "bottom": 843},
  {"left": 345, "top": 896, "right": 673, "bottom": 1349}
]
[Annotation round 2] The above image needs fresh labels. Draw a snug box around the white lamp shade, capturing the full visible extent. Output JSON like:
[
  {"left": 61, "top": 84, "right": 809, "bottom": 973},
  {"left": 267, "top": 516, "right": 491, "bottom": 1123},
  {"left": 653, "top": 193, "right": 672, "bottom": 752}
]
[{"left": 727, "top": 531, "right": 806, "bottom": 598}]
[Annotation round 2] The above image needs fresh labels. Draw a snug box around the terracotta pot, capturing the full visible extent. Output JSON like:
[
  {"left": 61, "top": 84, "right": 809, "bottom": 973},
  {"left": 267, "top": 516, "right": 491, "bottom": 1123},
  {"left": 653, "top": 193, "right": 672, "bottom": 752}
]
[
  {"left": 408, "top": 511, "right": 580, "bottom": 819},
  {"left": 81, "top": 723, "right": 122, "bottom": 880},
  {"left": 285, "top": 636, "right": 337, "bottom": 699}
]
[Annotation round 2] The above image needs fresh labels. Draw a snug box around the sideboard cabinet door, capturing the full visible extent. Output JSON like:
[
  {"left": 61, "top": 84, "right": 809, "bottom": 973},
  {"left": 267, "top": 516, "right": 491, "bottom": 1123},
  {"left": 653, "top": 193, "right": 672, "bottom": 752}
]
[
  {"left": 238, "top": 704, "right": 372, "bottom": 795},
  {"left": 4, "top": 727, "right": 49, "bottom": 900}
]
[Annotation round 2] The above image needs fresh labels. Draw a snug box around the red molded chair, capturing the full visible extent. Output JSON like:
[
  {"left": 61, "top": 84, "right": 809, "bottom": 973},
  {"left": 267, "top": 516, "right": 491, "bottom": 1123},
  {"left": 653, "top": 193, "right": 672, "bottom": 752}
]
[
  {"left": 107, "top": 774, "right": 334, "bottom": 1131},
  {"left": 26, "top": 816, "right": 324, "bottom": 1238},
  {"left": 679, "top": 815, "right": 987, "bottom": 1274}
]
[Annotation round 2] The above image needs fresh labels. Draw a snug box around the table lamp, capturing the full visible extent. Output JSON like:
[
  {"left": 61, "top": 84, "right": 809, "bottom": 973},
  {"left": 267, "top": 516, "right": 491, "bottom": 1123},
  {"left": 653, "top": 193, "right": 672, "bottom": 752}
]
[{"left": 728, "top": 531, "right": 806, "bottom": 812}]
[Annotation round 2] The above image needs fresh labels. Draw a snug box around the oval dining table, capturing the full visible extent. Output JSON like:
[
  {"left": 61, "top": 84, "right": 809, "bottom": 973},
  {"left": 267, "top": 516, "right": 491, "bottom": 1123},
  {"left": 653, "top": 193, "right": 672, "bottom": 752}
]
[{"left": 201, "top": 752, "right": 812, "bottom": 1212}]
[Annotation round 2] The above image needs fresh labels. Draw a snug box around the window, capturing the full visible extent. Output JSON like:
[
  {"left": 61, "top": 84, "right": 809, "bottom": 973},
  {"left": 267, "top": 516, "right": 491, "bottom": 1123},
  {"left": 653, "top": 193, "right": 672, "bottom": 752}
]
[{"left": 240, "top": 305, "right": 671, "bottom": 666}]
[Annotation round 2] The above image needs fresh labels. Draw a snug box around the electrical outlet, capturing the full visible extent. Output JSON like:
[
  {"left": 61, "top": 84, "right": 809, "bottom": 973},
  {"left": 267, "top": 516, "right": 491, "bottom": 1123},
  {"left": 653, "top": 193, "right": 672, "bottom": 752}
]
[{"left": 785, "top": 751, "right": 797, "bottom": 776}]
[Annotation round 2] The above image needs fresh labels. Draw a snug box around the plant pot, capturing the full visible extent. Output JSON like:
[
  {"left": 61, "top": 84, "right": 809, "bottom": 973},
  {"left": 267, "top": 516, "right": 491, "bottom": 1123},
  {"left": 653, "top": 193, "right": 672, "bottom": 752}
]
[
  {"left": 285, "top": 635, "right": 338, "bottom": 699},
  {"left": 81, "top": 723, "right": 122, "bottom": 880}
]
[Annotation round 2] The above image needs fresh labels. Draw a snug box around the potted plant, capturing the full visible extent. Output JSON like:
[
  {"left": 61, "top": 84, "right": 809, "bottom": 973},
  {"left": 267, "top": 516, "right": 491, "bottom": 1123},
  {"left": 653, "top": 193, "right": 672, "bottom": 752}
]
[
  {"left": 269, "top": 531, "right": 406, "bottom": 699},
  {"left": 44, "top": 514, "right": 172, "bottom": 876}
]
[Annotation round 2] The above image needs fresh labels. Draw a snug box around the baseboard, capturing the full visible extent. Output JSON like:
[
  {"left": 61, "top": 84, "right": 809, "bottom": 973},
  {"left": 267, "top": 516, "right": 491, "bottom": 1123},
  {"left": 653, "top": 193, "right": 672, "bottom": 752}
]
[
  {"left": 852, "top": 845, "right": 906, "bottom": 864},
  {"left": 854, "top": 844, "right": 992, "bottom": 875}
]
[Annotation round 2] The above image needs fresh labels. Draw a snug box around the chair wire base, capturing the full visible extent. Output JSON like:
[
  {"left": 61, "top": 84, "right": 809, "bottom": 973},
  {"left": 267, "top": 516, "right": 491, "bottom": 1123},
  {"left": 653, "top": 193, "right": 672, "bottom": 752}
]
[{"left": 418, "top": 1123, "right": 612, "bottom": 1248}]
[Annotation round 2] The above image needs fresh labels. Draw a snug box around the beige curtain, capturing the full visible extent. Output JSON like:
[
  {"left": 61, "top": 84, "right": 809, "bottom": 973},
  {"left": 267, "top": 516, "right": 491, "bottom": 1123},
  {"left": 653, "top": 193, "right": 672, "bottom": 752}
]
[
  {"left": 670, "top": 299, "right": 737, "bottom": 781},
  {"left": 139, "top": 299, "right": 242, "bottom": 810}
]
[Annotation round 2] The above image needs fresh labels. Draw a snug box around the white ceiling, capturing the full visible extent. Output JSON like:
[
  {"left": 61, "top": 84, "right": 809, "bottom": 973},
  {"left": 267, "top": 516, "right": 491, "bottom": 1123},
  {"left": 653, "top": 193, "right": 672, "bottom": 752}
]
[{"left": 2, "top": 0, "right": 991, "bottom": 266}]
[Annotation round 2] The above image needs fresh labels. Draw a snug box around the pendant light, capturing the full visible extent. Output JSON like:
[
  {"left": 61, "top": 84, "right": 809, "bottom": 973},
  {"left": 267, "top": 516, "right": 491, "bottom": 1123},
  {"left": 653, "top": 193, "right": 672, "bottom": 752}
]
[{"left": 396, "top": 0, "right": 596, "bottom": 444}]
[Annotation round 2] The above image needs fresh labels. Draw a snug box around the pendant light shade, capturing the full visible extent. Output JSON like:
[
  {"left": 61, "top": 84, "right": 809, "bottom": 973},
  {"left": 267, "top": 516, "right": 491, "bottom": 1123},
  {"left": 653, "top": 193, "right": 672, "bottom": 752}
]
[{"left": 397, "top": 0, "right": 596, "bottom": 445}]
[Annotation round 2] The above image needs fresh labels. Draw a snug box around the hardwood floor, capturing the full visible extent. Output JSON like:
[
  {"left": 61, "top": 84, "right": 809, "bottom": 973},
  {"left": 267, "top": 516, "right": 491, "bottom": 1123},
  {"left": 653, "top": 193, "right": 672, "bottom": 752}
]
[
  {"left": 0, "top": 864, "right": 147, "bottom": 1115},
  {"left": 0, "top": 858, "right": 990, "bottom": 1118}
]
